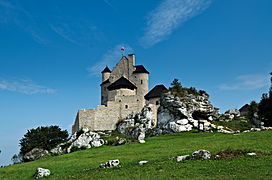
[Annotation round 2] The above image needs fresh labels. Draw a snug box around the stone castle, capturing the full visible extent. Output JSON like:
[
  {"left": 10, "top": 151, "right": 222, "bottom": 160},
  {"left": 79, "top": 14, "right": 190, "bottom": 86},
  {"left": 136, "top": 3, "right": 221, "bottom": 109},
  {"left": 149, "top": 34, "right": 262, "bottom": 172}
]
[{"left": 72, "top": 54, "right": 167, "bottom": 133}]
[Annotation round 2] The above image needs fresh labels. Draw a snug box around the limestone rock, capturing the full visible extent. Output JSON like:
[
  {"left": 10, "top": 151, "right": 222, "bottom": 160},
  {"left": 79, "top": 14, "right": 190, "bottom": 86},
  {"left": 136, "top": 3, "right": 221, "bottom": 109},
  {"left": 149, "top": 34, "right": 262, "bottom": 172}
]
[
  {"left": 225, "top": 109, "right": 240, "bottom": 117},
  {"left": 23, "top": 148, "right": 49, "bottom": 161},
  {"left": 176, "top": 155, "right": 190, "bottom": 162},
  {"left": 192, "top": 150, "right": 211, "bottom": 160},
  {"left": 138, "top": 160, "right": 148, "bottom": 165},
  {"left": 100, "top": 159, "right": 120, "bottom": 168},
  {"left": 67, "top": 128, "right": 104, "bottom": 153},
  {"left": 33, "top": 168, "right": 50, "bottom": 179},
  {"left": 157, "top": 93, "right": 218, "bottom": 133},
  {"left": 247, "top": 152, "right": 257, "bottom": 156}
]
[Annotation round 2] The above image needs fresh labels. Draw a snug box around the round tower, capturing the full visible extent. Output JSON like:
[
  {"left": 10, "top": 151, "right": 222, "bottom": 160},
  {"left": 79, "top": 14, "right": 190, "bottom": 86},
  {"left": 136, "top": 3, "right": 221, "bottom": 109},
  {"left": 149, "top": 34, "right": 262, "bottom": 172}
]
[
  {"left": 133, "top": 65, "right": 149, "bottom": 96},
  {"left": 101, "top": 66, "right": 111, "bottom": 82}
]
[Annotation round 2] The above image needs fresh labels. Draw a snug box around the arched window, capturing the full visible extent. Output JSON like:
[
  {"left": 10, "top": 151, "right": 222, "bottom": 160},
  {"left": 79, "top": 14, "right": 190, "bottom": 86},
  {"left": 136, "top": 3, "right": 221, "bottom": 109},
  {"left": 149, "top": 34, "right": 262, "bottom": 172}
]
[
  {"left": 141, "top": 80, "right": 143, "bottom": 84},
  {"left": 125, "top": 105, "right": 128, "bottom": 109}
]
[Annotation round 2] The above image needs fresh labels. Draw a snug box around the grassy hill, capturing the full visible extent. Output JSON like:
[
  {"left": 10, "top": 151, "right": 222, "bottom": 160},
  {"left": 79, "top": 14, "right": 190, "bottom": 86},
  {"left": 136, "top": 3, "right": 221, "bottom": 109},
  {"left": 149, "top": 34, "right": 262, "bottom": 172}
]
[{"left": 1, "top": 131, "right": 272, "bottom": 180}]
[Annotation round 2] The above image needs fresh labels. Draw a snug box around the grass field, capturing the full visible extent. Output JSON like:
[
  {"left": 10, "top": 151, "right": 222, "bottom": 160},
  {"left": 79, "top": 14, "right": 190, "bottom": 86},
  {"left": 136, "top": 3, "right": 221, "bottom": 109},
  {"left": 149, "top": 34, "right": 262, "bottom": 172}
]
[{"left": 1, "top": 131, "right": 272, "bottom": 180}]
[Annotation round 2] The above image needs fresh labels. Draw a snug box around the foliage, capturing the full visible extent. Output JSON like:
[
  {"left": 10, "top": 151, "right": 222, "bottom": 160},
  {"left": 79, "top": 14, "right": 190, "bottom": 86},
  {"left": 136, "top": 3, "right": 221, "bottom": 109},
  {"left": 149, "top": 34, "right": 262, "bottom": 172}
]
[
  {"left": 258, "top": 73, "right": 272, "bottom": 126},
  {"left": 1, "top": 131, "right": 272, "bottom": 179},
  {"left": 169, "top": 79, "right": 209, "bottom": 98},
  {"left": 11, "top": 154, "right": 22, "bottom": 164},
  {"left": 247, "top": 101, "right": 259, "bottom": 120},
  {"left": 213, "top": 116, "right": 255, "bottom": 131},
  {"left": 19, "top": 126, "right": 69, "bottom": 158}
]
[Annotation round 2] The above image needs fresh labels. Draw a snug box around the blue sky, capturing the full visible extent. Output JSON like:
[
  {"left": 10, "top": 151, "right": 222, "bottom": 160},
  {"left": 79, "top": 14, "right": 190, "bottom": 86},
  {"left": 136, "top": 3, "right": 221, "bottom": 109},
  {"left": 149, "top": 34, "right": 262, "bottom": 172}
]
[{"left": 0, "top": 0, "right": 272, "bottom": 165}]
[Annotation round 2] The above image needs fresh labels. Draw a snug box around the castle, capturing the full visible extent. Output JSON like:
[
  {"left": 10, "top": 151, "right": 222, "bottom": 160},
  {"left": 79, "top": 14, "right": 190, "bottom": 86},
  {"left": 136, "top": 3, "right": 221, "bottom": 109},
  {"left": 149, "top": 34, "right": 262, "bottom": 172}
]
[{"left": 72, "top": 54, "right": 167, "bottom": 133}]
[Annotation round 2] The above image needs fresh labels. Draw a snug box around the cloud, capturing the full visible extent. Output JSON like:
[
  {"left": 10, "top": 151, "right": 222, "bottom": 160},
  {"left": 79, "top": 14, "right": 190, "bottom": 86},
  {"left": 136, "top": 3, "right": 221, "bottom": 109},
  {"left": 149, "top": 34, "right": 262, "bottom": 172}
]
[
  {"left": 88, "top": 44, "right": 133, "bottom": 76},
  {"left": 219, "top": 74, "right": 270, "bottom": 90},
  {"left": 0, "top": 79, "right": 55, "bottom": 94},
  {"left": 140, "top": 0, "right": 213, "bottom": 48}
]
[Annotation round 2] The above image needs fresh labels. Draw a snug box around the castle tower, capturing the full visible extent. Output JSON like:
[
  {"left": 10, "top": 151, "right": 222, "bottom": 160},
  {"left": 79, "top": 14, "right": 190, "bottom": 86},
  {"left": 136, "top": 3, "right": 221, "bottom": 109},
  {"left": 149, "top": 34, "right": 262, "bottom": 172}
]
[
  {"left": 101, "top": 66, "right": 111, "bottom": 105},
  {"left": 133, "top": 65, "right": 149, "bottom": 96}
]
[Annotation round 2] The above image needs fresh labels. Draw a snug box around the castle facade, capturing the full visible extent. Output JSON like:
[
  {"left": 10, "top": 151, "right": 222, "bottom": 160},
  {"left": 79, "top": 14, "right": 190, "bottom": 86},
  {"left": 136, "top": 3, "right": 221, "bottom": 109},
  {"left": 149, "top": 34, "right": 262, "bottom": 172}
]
[{"left": 72, "top": 54, "right": 167, "bottom": 133}]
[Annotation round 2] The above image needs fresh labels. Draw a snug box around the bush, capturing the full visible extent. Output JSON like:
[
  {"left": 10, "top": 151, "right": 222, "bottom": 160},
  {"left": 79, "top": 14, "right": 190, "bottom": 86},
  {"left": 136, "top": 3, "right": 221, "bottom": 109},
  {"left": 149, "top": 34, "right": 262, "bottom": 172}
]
[
  {"left": 258, "top": 73, "right": 272, "bottom": 126},
  {"left": 19, "top": 126, "right": 68, "bottom": 158},
  {"left": 169, "top": 79, "right": 209, "bottom": 98}
]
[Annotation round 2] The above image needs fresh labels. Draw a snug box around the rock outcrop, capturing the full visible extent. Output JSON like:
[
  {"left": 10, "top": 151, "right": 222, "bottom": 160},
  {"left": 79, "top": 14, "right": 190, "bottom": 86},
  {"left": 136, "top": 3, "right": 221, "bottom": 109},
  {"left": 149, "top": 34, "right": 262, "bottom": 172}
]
[
  {"left": 117, "top": 106, "right": 154, "bottom": 143},
  {"left": 51, "top": 128, "right": 104, "bottom": 154},
  {"left": 24, "top": 148, "right": 49, "bottom": 162},
  {"left": 157, "top": 93, "right": 218, "bottom": 133},
  {"left": 33, "top": 168, "right": 51, "bottom": 179}
]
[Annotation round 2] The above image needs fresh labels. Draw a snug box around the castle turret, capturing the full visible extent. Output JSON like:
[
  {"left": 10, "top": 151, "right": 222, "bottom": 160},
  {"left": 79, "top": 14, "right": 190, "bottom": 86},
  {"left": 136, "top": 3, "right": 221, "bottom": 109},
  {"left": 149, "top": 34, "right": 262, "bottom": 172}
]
[
  {"left": 133, "top": 65, "right": 149, "bottom": 96},
  {"left": 101, "top": 66, "right": 111, "bottom": 105},
  {"left": 101, "top": 66, "right": 111, "bottom": 82}
]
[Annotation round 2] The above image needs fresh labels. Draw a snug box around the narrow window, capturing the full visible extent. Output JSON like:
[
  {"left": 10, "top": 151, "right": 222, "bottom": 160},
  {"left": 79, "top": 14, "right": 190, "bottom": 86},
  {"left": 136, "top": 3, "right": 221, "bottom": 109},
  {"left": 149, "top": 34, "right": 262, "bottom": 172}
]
[
  {"left": 156, "top": 101, "right": 159, "bottom": 105},
  {"left": 119, "top": 100, "right": 122, "bottom": 102},
  {"left": 125, "top": 105, "right": 128, "bottom": 109},
  {"left": 141, "top": 80, "right": 143, "bottom": 84}
]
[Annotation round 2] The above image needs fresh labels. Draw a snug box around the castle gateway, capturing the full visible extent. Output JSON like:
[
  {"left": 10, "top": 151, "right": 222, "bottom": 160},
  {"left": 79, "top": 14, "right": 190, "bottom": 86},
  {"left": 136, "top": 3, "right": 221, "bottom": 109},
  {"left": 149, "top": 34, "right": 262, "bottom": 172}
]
[{"left": 72, "top": 54, "right": 167, "bottom": 133}]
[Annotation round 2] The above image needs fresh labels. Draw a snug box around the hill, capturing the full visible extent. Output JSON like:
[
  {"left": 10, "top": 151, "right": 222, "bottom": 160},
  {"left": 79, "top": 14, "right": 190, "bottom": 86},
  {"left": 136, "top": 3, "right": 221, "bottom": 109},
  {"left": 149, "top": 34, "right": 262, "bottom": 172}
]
[{"left": 1, "top": 131, "right": 272, "bottom": 179}]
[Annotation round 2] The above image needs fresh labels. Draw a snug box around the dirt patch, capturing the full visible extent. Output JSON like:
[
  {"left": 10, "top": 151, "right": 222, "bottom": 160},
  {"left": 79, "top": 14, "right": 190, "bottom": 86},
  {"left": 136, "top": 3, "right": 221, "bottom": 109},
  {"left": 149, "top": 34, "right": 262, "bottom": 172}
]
[{"left": 216, "top": 149, "right": 260, "bottom": 159}]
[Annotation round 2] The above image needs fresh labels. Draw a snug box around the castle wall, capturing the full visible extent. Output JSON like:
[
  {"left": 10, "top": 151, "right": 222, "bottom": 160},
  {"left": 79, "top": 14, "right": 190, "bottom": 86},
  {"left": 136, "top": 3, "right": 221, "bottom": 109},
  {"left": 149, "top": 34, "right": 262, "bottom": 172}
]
[{"left": 73, "top": 94, "right": 145, "bottom": 132}]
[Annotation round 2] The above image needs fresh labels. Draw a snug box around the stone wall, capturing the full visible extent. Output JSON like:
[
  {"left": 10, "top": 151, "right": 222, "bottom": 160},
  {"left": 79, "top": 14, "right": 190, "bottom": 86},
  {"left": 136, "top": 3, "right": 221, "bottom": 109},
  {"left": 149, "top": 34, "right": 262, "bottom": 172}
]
[{"left": 72, "top": 95, "right": 145, "bottom": 133}]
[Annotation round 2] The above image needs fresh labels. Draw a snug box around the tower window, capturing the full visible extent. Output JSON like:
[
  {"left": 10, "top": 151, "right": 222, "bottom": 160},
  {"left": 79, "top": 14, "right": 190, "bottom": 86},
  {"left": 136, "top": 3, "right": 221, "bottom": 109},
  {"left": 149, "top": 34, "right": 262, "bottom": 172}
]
[
  {"left": 156, "top": 101, "right": 159, "bottom": 105},
  {"left": 119, "top": 100, "right": 122, "bottom": 102},
  {"left": 125, "top": 105, "right": 128, "bottom": 109},
  {"left": 141, "top": 80, "right": 143, "bottom": 84}
]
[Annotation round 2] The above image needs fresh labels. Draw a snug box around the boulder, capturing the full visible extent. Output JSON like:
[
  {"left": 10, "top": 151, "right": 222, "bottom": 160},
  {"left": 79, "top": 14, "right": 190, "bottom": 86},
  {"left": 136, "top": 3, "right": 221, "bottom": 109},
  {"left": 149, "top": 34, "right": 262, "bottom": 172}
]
[
  {"left": 138, "top": 160, "right": 148, "bottom": 165},
  {"left": 99, "top": 159, "right": 120, "bottom": 168},
  {"left": 176, "top": 155, "right": 190, "bottom": 162},
  {"left": 23, "top": 148, "right": 49, "bottom": 161},
  {"left": 33, "top": 168, "right": 50, "bottom": 179},
  {"left": 67, "top": 129, "right": 104, "bottom": 153},
  {"left": 192, "top": 150, "right": 211, "bottom": 160}
]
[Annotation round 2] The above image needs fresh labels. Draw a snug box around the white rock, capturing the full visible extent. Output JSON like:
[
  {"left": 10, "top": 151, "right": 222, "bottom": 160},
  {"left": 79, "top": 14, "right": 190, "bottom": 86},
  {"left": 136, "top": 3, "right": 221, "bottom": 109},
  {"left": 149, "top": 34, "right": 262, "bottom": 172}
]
[
  {"left": 247, "top": 152, "right": 257, "bottom": 156},
  {"left": 138, "top": 160, "right": 148, "bottom": 165},
  {"left": 176, "top": 155, "right": 190, "bottom": 162},
  {"left": 139, "top": 139, "right": 146, "bottom": 144},
  {"left": 34, "top": 168, "right": 50, "bottom": 179},
  {"left": 176, "top": 119, "right": 189, "bottom": 125},
  {"left": 24, "top": 148, "right": 49, "bottom": 161},
  {"left": 192, "top": 150, "right": 211, "bottom": 160},
  {"left": 100, "top": 159, "right": 120, "bottom": 168}
]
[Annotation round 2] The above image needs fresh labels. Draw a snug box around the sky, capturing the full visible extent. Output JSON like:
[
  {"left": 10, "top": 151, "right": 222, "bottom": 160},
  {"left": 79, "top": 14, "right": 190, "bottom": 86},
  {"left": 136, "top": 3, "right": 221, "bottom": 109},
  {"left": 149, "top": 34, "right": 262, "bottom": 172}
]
[{"left": 0, "top": 0, "right": 272, "bottom": 166}]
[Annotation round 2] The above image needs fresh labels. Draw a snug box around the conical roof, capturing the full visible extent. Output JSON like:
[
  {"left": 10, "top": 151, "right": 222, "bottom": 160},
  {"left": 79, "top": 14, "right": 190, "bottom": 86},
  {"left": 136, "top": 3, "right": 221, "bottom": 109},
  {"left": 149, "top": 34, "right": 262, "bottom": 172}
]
[{"left": 101, "top": 66, "right": 111, "bottom": 73}]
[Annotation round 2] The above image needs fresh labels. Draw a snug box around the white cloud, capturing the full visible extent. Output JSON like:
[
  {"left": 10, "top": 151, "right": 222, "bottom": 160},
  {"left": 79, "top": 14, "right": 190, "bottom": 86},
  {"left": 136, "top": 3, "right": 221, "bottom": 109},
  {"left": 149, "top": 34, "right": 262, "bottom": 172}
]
[
  {"left": 140, "top": 0, "right": 213, "bottom": 48},
  {"left": 88, "top": 44, "right": 133, "bottom": 76},
  {"left": 0, "top": 79, "right": 55, "bottom": 94},
  {"left": 219, "top": 74, "right": 270, "bottom": 90}
]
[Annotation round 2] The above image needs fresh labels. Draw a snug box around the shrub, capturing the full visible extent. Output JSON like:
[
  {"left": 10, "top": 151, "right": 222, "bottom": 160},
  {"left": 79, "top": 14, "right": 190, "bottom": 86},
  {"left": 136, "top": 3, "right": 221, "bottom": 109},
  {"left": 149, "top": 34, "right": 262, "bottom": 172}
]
[{"left": 19, "top": 126, "right": 69, "bottom": 159}]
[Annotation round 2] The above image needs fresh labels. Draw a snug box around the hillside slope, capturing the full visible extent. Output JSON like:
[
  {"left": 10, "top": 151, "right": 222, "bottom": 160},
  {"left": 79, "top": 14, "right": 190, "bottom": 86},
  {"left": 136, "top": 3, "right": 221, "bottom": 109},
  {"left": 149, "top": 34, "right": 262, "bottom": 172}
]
[{"left": 1, "top": 131, "right": 272, "bottom": 179}]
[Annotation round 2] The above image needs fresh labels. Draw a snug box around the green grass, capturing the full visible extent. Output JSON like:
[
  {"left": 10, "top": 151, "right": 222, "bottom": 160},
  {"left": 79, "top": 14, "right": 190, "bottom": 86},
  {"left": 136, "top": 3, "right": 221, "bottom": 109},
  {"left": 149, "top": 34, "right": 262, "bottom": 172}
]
[
  {"left": 213, "top": 116, "right": 255, "bottom": 131},
  {"left": 1, "top": 131, "right": 272, "bottom": 180}
]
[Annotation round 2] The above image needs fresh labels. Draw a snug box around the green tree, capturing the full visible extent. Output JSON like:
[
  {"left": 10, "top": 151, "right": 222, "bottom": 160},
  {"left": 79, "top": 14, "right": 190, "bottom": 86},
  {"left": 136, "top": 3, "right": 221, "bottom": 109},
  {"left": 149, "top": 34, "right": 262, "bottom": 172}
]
[
  {"left": 258, "top": 72, "right": 272, "bottom": 126},
  {"left": 247, "top": 101, "right": 259, "bottom": 120},
  {"left": 19, "top": 126, "right": 68, "bottom": 159},
  {"left": 169, "top": 79, "right": 184, "bottom": 97}
]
